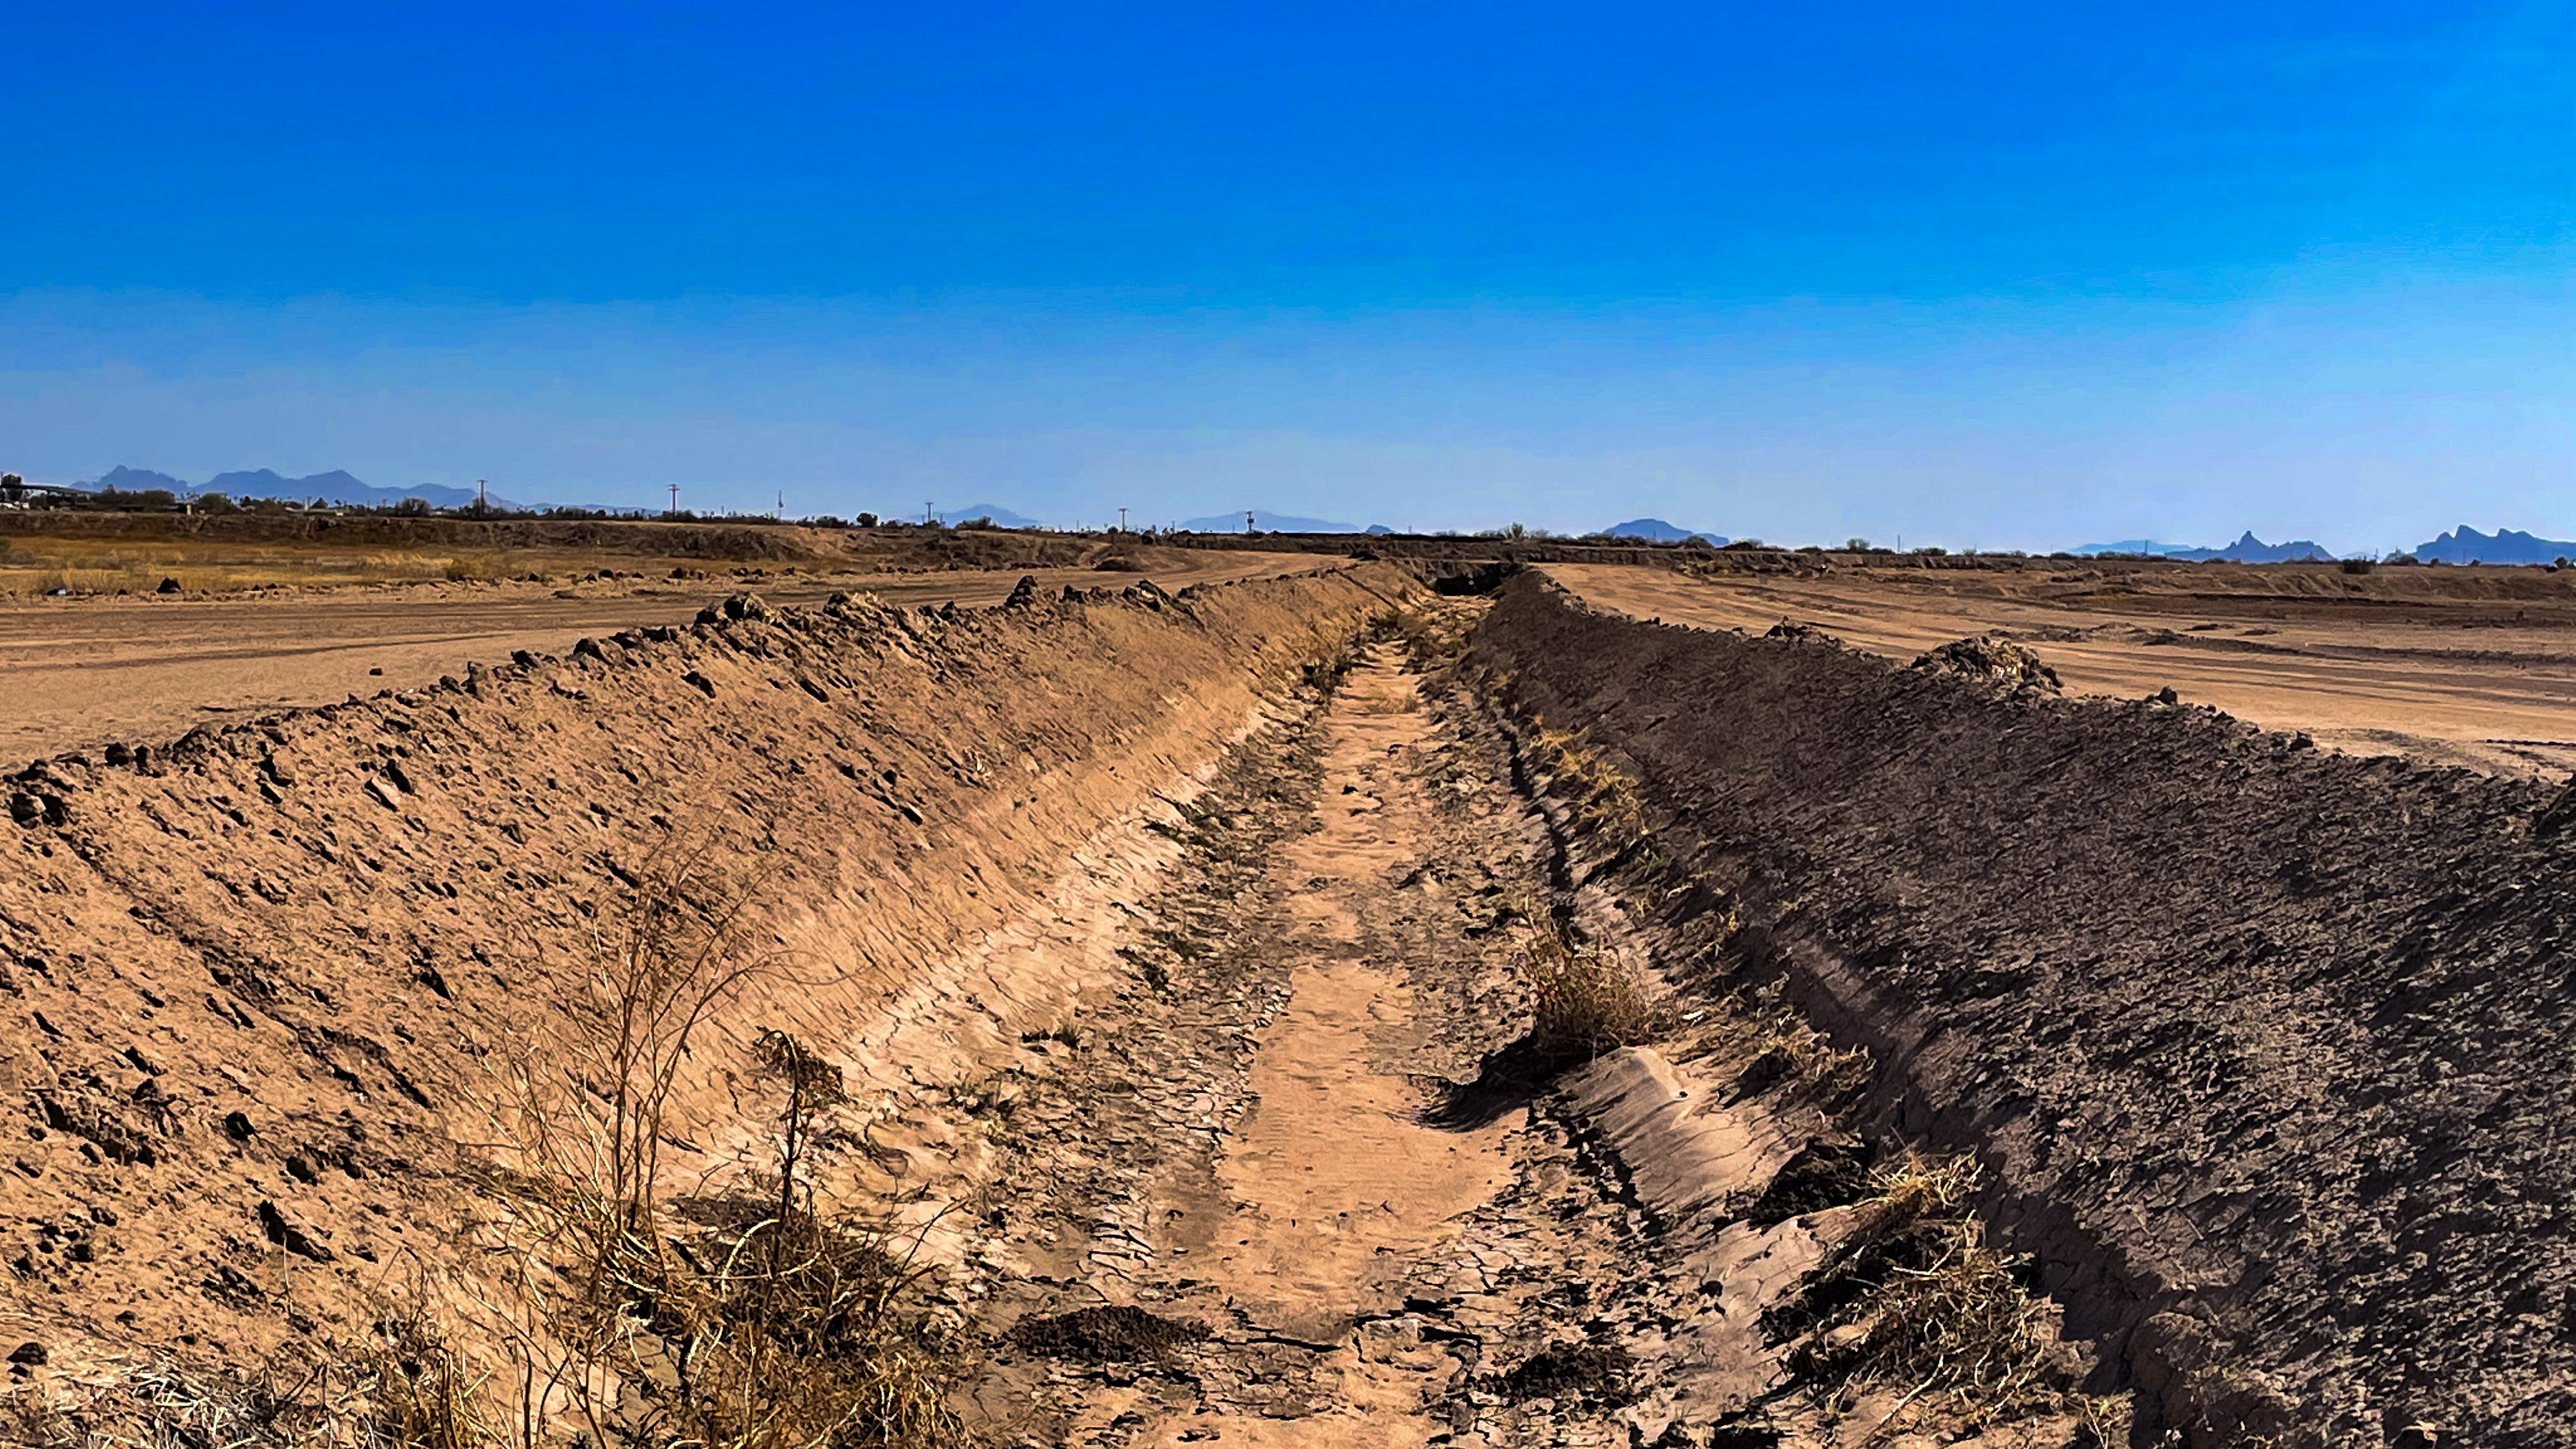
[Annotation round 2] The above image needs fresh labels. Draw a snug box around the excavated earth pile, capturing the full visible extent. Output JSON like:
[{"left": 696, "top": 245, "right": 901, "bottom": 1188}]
[
  {"left": 0, "top": 564, "right": 1416, "bottom": 1400},
  {"left": 1466, "top": 572, "right": 2576, "bottom": 1444}
]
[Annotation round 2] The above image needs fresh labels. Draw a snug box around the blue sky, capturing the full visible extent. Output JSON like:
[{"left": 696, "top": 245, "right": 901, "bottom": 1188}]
[{"left": 3, "top": 1, "right": 2567, "bottom": 548}]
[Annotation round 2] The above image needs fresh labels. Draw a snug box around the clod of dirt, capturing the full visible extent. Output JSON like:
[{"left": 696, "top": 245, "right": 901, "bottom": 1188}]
[
  {"left": 1742, "top": 1137, "right": 1873, "bottom": 1225},
  {"left": 155, "top": 578, "right": 181, "bottom": 595},
  {"left": 1909, "top": 634, "right": 2062, "bottom": 692},
  {"left": 1497, "top": 1343, "right": 1636, "bottom": 1402},
  {"left": 254, "top": 1200, "right": 334, "bottom": 1263},
  {"left": 1763, "top": 619, "right": 1833, "bottom": 643},
  {"left": 1006, "top": 1305, "right": 1209, "bottom": 1362},
  {"left": 2536, "top": 775, "right": 2576, "bottom": 836},
  {"left": 1003, "top": 574, "right": 1041, "bottom": 610}
]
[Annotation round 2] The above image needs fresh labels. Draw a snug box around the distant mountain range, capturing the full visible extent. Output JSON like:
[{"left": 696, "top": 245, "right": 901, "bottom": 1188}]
[
  {"left": 90, "top": 464, "right": 521, "bottom": 510},
  {"left": 1177, "top": 510, "right": 1373, "bottom": 533},
  {"left": 2414, "top": 525, "right": 2576, "bottom": 565},
  {"left": 1598, "top": 518, "right": 1729, "bottom": 546},
  {"left": 2073, "top": 532, "right": 2333, "bottom": 563}
]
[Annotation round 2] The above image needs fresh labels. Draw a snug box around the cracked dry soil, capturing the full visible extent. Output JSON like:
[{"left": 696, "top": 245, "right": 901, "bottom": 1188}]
[{"left": 949, "top": 631, "right": 2092, "bottom": 1448}]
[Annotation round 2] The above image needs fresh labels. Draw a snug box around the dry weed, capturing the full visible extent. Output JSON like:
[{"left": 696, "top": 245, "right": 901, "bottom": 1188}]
[
  {"left": 1510, "top": 891, "right": 1661, "bottom": 1064},
  {"left": 341, "top": 848, "right": 976, "bottom": 1449},
  {"left": 1774, "top": 1153, "right": 2128, "bottom": 1437},
  {"left": 1526, "top": 722, "right": 1648, "bottom": 843}
]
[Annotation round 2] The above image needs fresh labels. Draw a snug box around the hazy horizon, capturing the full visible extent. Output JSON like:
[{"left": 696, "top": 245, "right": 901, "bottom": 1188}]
[{"left": 4, "top": 2, "right": 2568, "bottom": 556}]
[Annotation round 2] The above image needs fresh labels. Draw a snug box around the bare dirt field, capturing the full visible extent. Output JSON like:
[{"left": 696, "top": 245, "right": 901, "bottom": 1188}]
[
  {"left": 1, "top": 548, "right": 2564, "bottom": 1449},
  {"left": 0, "top": 548, "right": 1312, "bottom": 765},
  {"left": 1549, "top": 560, "right": 2576, "bottom": 777}
]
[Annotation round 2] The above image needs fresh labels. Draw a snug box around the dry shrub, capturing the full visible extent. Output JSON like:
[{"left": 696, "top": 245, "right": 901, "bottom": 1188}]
[
  {"left": 1529, "top": 723, "right": 1646, "bottom": 843},
  {"left": 427, "top": 848, "right": 973, "bottom": 1449},
  {"left": 1513, "top": 893, "right": 1660, "bottom": 1065},
  {"left": 1, "top": 1349, "right": 376, "bottom": 1449},
  {"left": 1776, "top": 1154, "right": 2124, "bottom": 1434}
]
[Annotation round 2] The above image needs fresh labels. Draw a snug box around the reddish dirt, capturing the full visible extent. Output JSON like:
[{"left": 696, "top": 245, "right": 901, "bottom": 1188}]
[
  {"left": 1469, "top": 572, "right": 2576, "bottom": 1445},
  {"left": 1549, "top": 560, "right": 2576, "bottom": 778},
  {"left": 0, "top": 549, "right": 1316, "bottom": 765}
]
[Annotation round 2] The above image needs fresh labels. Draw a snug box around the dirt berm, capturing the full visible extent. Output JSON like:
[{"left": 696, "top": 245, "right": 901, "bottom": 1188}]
[
  {"left": 1468, "top": 572, "right": 2575, "bottom": 1445},
  {"left": 0, "top": 564, "right": 1416, "bottom": 1393}
]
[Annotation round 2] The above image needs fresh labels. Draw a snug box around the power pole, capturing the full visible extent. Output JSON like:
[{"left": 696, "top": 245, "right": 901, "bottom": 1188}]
[
  {"left": 1246, "top": 510, "right": 1255, "bottom": 535},
  {"left": 1118, "top": 507, "right": 1128, "bottom": 533},
  {"left": 926, "top": 501, "right": 936, "bottom": 526},
  {"left": 476, "top": 479, "right": 487, "bottom": 510},
  {"left": 668, "top": 482, "right": 679, "bottom": 517}
]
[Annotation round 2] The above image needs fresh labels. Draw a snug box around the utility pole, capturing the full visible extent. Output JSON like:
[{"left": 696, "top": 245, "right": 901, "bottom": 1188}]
[
  {"left": 476, "top": 479, "right": 487, "bottom": 510},
  {"left": 1118, "top": 507, "right": 1128, "bottom": 533},
  {"left": 668, "top": 482, "right": 679, "bottom": 517},
  {"left": 926, "top": 500, "right": 936, "bottom": 526},
  {"left": 1246, "top": 510, "right": 1256, "bottom": 535}
]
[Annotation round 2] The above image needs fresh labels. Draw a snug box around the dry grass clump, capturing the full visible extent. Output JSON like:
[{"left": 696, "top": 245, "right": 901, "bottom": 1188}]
[
  {"left": 1510, "top": 891, "right": 1662, "bottom": 1065},
  {"left": 1773, "top": 1154, "right": 2124, "bottom": 1436},
  {"left": 1390, "top": 601, "right": 1483, "bottom": 672},
  {"left": 1529, "top": 724, "right": 1648, "bottom": 844}
]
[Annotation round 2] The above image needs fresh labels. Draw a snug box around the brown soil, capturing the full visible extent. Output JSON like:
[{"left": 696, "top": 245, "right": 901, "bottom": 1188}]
[
  {"left": 1469, "top": 571, "right": 2576, "bottom": 1445},
  {"left": 1548, "top": 560, "right": 2576, "bottom": 778},
  {"left": 0, "top": 549, "right": 1312, "bottom": 765},
  {"left": 6, "top": 549, "right": 2543, "bottom": 1448}
]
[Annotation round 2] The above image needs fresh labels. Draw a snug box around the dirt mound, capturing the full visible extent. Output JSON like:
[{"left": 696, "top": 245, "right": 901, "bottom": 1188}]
[
  {"left": 1470, "top": 573, "right": 2576, "bottom": 1446},
  {"left": 0, "top": 562, "right": 1413, "bottom": 1415},
  {"left": 1909, "top": 634, "right": 2062, "bottom": 691},
  {"left": 1006, "top": 1305, "right": 1208, "bottom": 1362},
  {"left": 1496, "top": 1343, "right": 1636, "bottom": 1402}
]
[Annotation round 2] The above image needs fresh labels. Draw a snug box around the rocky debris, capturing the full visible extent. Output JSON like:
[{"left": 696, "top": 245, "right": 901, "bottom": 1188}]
[
  {"left": 1909, "top": 633, "right": 2063, "bottom": 691},
  {"left": 1002, "top": 574, "right": 1041, "bottom": 610},
  {"left": 681, "top": 670, "right": 717, "bottom": 697},
  {"left": 156, "top": 577, "right": 182, "bottom": 595},
  {"left": 1763, "top": 618, "right": 1834, "bottom": 643}
]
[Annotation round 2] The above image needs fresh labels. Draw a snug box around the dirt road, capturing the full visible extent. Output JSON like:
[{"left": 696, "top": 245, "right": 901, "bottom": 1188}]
[
  {"left": 0, "top": 550, "right": 1312, "bottom": 765},
  {"left": 1549, "top": 562, "right": 2576, "bottom": 776}
]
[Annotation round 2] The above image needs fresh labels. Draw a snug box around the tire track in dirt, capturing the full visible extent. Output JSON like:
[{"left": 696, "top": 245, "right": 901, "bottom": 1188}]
[{"left": 1138, "top": 649, "right": 1523, "bottom": 1447}]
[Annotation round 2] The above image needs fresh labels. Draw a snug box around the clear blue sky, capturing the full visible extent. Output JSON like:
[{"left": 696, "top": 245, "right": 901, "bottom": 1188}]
[{"left": 3, "top": 1, "right": 2567, "bottom": 548}]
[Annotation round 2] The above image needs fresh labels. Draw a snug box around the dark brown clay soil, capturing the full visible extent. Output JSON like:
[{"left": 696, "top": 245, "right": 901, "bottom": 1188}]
[
  {"left": 1468, "top": 572, "right": 2576, "bottom": 1446},
  {"left": 1006, "top": 1305, "right": 1210, "bottom": 1363}
]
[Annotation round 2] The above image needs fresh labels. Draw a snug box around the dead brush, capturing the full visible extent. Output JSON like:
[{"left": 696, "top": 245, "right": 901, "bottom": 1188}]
[
  {"left": 429, "top": 846, "right": 975, "bottom": 1449},
  {"left": 1777, "top": 1154, "right": 2092, "bottom": 1433},
  {"left": 354, "top": 1291, "right": 493, "bottom": 1449},
  {"left": 1510, "top": 891, "right": 1662, "bottom": 1065},
  {"left": 1528, "top": 723, "right": 1648, "bottom": 844}
]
